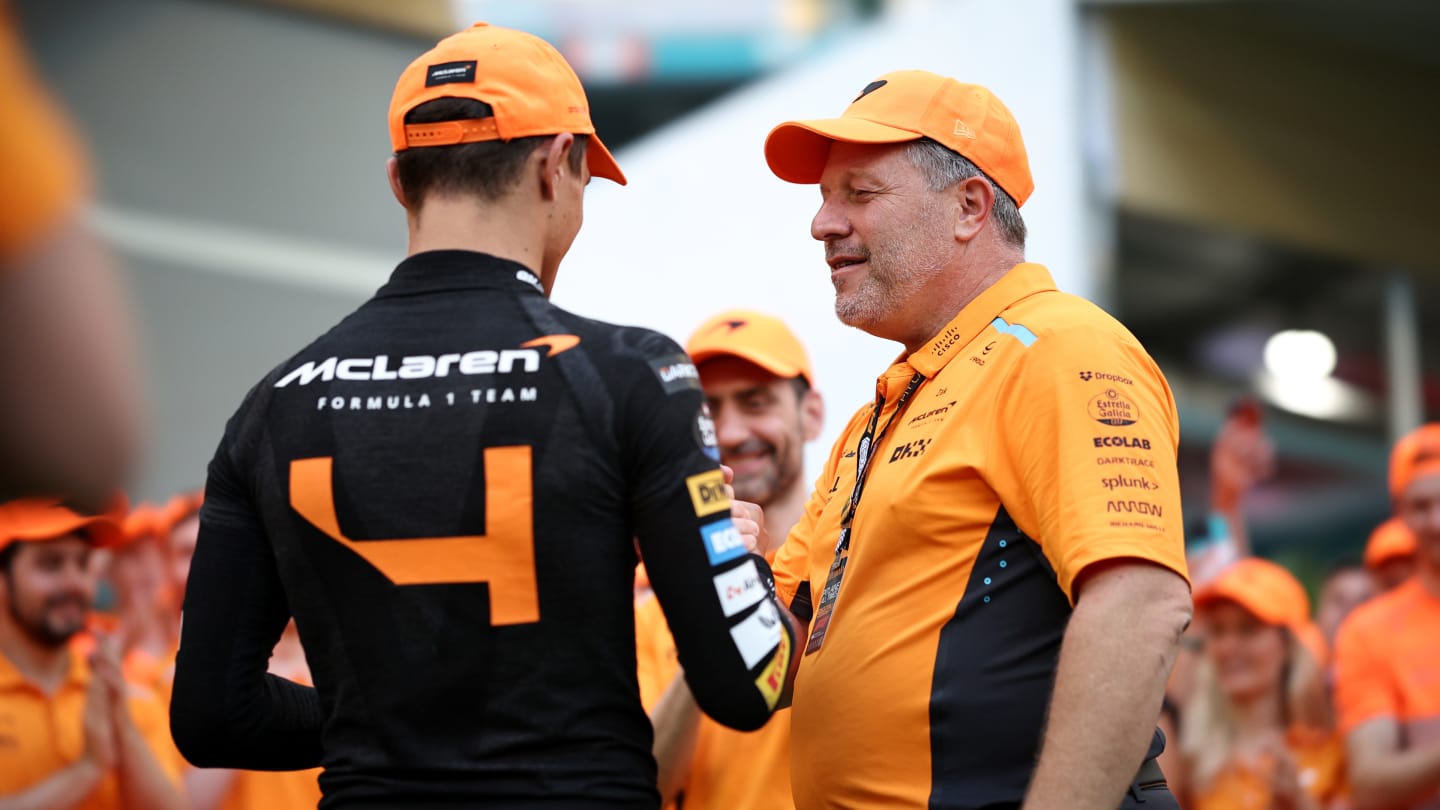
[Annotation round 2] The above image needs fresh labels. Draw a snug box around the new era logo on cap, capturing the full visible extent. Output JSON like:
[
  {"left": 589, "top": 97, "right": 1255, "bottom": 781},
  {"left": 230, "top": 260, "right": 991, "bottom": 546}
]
[{"left": 425, "top": 60, "right": 477, "bottom": 87}]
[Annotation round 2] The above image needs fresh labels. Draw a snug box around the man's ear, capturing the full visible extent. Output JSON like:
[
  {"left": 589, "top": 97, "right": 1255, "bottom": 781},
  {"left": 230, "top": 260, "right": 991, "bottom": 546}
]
[
  {"left": 536, "top": 133, "right": 576, "bottom": 202},
  {"left": 800, "top": 388, "right": 824, "bottom": 442},
  {"left": 386, "top": 157, "right": 408, "bottom": 210},
  {"left": 954, "top": 175, "right": 995, "bottom": 243}
]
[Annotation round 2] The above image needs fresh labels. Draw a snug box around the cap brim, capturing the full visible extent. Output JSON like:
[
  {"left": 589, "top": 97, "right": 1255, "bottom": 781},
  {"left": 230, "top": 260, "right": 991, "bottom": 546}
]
[
  {"left": 689, "top": 345, "right": 807, "bottom": 382},
  {"left": 586, "top": 134, "right": 627, "bottom": 186},
  {"left": 765, "top": 117, "right": 924, "bottom": 184},
  {"left": 1193, "top": 585, "right": 1282, "bottom": 627},
  {"left": 9, "top": 513, "right": 124, "bottom": 549}
]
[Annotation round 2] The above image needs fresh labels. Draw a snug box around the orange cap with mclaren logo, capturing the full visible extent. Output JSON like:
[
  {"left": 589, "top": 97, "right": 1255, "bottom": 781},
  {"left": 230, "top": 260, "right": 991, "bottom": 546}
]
[
  {"left": 0, "top": 497, "right": 124, "bottom": 552},
  {"left": 388, "top": 22, "right": 626, "bottom": 185},
  {"left": 1194, "top": 557, "right": 1328, "bottom": 662},
  {"left": 686, "top": 309, "right": 814, "bottom": 385},
  {"left": 764, "top": 69, "right": 1033, "bottom": 206},
  {"left": 1365, "top": 516, "right": 1417, "bottom": 569}
]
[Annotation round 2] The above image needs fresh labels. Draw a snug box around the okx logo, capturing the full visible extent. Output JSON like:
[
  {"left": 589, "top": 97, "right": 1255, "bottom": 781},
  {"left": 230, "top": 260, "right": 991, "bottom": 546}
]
[{"left": 889, "top": 438, "right": 931, "bottom": 463}]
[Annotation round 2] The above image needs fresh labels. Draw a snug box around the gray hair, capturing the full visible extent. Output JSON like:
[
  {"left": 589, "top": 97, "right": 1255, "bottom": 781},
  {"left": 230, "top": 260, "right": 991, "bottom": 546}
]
[{"left": 903, "top": 138, "right": 1026, "bottom": 248}]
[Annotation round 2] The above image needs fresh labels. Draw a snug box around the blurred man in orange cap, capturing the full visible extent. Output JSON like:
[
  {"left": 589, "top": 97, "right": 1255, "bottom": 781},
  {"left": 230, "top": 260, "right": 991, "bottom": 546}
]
[
  {"left": 642, "top": 310, "right": 823, "bottom": 810},
  {"left": 759, "top": 69, "right": 1190, "bottom": 808},
  {"left": 0, "top": 498, "right": 184, "bottom": 810},
  {"left": 1180, "top": 557, "right": 1346, "bottom": 810},
  {"left": 1363, "top": 515, "right": 1416, "bottom": 591},
  {"left": 1336, "top": 423, "right": 1440, "bottom": 809},
  {"left": 108, "top": 503, "right": 177, "bottom": 692},
  {"left": 0, "top": 10, "right": 142, "bottom": 514}
]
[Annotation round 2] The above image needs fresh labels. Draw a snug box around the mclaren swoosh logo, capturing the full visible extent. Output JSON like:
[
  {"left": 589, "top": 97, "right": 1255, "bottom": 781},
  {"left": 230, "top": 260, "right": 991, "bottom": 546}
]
[{"left": 521, "top": 334, "right": 581, "bottom": 357}]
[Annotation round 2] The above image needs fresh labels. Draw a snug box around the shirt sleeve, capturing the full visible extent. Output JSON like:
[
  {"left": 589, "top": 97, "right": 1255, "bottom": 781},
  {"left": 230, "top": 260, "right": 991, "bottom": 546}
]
[
  {"left": 1334, "top": 608, "right": 1398, "bottom": 736},
  {"left": 621, "top": 332, "right": 797, "bottom": 731},
  {"left": 170, "top": 399, "right": 325, "bottom": 770},
  {"left": 991, "top": 317, "right": 1190, "bottom": 603}
]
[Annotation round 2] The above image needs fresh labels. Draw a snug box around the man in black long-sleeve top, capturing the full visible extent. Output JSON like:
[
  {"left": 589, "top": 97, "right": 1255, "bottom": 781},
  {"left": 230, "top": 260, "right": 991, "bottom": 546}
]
[{"left": 170, "top": 22, "right": 796, "bottom": 810}]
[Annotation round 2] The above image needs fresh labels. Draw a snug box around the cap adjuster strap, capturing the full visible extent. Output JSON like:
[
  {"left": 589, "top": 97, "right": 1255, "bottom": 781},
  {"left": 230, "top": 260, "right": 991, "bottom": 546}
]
[{"left": 404, "top": 118, "right": 501, "bottom": 147}]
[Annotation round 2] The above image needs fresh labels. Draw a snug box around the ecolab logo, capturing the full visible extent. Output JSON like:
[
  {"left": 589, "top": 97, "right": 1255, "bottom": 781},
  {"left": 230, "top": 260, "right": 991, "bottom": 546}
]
[
  {"left": 1093, "top": 436, "right": 1151, "bottom": 450},
  {"left": 274, "top": 336, "right": 577, "bottom": 388}
]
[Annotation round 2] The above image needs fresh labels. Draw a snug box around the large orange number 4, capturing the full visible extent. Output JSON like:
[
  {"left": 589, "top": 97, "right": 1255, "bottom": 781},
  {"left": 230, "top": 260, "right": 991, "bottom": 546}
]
[{"left": 288, "top": 446, "right": 539, "bottom": 625}]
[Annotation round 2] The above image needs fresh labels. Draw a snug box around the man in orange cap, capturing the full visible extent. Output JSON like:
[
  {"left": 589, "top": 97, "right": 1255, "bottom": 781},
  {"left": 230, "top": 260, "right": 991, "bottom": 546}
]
[
  {"left": 1336, "top": 423, "right": 1440, "bottom": 809},
  {"left": 0, "top": 498, "right": 184, "bottom": 809},
  {"left": 1363, "top": 515, "right": 1417, "bottom": 591},
  {"left": 171, "top": 22, "right": 796, "bottom": 808},
  {"left": 642, "top": 310, "right": 823, "bottom": 810},
  {"left": 758, "top": 71, "right": 1192, "bottom": 808}
]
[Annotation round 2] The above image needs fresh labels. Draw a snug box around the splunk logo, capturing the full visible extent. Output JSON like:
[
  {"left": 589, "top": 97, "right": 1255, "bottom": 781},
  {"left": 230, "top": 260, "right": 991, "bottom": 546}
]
[{"left": 274, "top": 336, "right": 579, "bottom": 388}]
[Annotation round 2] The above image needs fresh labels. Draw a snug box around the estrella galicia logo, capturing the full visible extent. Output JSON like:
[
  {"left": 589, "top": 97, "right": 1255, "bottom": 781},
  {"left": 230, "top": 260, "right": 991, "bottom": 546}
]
[
  {"left": 855, "top": 79, "right": 888, "bottom": 102},
  {"left": 1088, "top": 389, "right": 1139, "bottom": 426}
]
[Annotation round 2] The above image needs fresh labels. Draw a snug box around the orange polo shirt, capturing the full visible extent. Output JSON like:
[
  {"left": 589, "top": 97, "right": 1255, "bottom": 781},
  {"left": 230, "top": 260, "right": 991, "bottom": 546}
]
[
  {"left": 772, "top": 262, "right": 1189, "bottom": 809},
  {"left": 0, "top": 7, "right": 89, "bottom": 261},
  {"left": 1189, "top": 727, "right": 1347, "bottom": 810},
  {"left": 0, "top": 649, "right": 184, "bottom": 807},
  {"left": 1335, "top": 577, "right": 1440, "bottom": 807},
  {"left": 636, "top": 592, "right": 795, "bottom": 810}
]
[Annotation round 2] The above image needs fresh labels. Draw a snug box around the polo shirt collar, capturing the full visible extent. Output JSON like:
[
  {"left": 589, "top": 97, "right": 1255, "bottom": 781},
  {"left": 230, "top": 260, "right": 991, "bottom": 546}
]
[
  {"left": 0, "top": 646, "right": 86, "bottom": 691},
  {"left": 377, "top": 250, "right": 548, "bottom": 299},
  {"left": 905, "top": 262, "right": 1056, "bottom": 378}
]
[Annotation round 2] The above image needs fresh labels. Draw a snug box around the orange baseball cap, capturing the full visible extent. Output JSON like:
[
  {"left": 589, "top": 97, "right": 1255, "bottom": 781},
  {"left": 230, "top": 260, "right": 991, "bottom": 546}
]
[
  {"left": 686, "top": 310, "right": 814, "bottom": 385},
  {"left": 764, "top": 70, "right": 1033, "bottom": 206},
  {"left": 1194, "top": 557, "right": 1327, "bottom": 662},
  {"left": 388, "top": 22, "right": 625, "bottom": 185},
  {"left": 0, "top": 497, "right": 124, "bottom": 552},
  {"left": 1365, "top": 516, "right": 1417, "bottom": 569},
  {"left": 1389, "top": 423, "right": 1440, "bottom": 501},
  {"left": 161, "top": 489, "right": 203, "bottom": 532},
  {"left": 1194, "top": 558, "right": 1312, "bottom": 629},
  {"left": 118, "top": 502, "right": 168, "bottom": 549}
]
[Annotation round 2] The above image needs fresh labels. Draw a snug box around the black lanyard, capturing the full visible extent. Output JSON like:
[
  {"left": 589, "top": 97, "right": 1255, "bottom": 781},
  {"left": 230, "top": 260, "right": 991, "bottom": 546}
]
[
  {"left": 805, "top": 369, "right": 927, "bottom": 656},
  {"left": 834, "top": 370, "right": 925, "bottom": 554}
]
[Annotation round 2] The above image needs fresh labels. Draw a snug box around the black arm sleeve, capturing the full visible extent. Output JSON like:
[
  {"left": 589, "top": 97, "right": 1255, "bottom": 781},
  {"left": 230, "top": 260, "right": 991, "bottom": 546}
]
[
  {"left": 622, "top": 336, "right": 797, "bottom": 732},
  {"left": 170, "top": 417, "right": 324, "bottom": 770}
]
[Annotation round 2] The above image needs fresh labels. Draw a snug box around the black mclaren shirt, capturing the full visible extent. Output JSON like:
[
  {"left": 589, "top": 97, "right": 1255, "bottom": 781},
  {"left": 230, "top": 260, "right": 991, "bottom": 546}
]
[{"left": 171, "top": 251, "right": 794, "bottom": 809}]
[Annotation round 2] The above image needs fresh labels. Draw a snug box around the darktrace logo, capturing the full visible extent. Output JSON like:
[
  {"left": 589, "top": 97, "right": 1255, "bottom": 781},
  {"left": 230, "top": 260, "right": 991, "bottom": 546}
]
[{"left": 854, "top": 79, "right": 888, "bottom": 102}]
